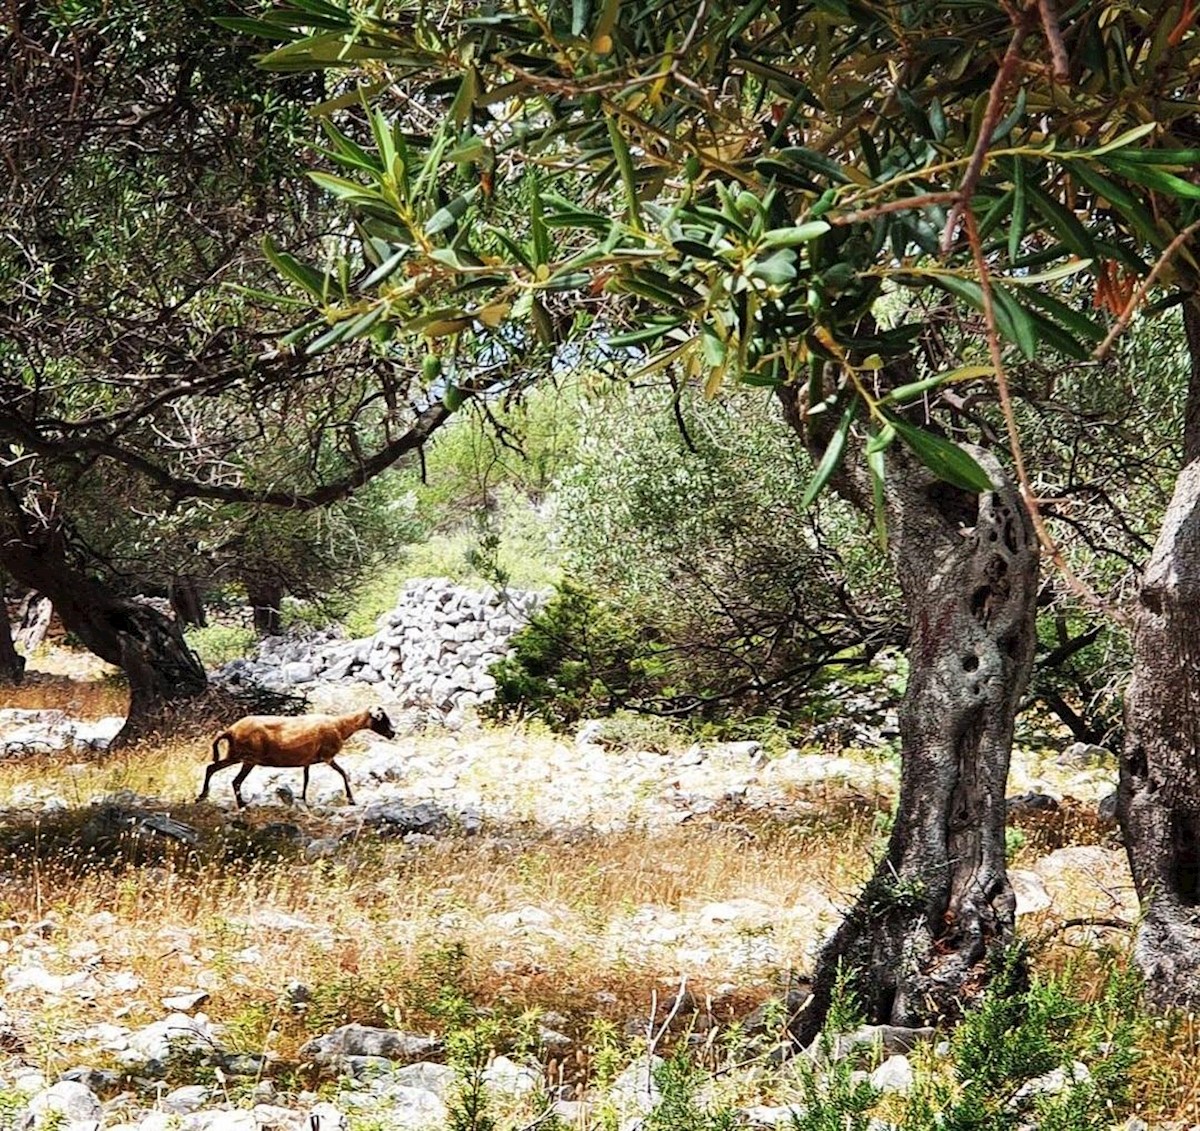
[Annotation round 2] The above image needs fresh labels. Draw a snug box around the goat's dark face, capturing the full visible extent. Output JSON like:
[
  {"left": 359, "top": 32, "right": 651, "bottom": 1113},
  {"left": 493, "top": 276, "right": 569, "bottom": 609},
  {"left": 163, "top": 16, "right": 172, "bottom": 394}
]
[{"left": 369, "top": 707, "right": 396, "bottom": 739}]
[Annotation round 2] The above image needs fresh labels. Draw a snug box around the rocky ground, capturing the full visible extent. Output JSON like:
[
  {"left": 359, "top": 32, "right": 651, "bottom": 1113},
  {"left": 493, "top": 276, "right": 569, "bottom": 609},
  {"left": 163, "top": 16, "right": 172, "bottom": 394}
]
[{"left": 0, "top": 642, "right": 1153, "bottom": 1131}]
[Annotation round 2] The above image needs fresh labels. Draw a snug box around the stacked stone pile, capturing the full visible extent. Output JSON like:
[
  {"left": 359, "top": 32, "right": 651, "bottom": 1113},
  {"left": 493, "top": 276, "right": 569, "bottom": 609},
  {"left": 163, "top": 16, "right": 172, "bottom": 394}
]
[{"left": 214, "top": 578, "right": 545, "bottom": 716}]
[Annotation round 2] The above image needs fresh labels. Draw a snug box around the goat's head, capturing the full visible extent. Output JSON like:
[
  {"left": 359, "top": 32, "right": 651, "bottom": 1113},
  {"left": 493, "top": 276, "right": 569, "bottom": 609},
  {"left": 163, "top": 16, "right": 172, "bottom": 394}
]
[{"left": 368, "top": 706, "right": 396, "bottom": 739}]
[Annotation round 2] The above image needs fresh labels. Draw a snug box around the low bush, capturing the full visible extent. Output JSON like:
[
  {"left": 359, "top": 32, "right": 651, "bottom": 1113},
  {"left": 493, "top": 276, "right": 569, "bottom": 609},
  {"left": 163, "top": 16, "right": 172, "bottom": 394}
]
[
  {"left": 554, "top": 383, "right": 900, "bottom": 729},
  {"left": 184, "top": 624, "right": 257, "bottom": 666},
  {"left": 485, "top": 581, "right": 669, "bottom": 729}
]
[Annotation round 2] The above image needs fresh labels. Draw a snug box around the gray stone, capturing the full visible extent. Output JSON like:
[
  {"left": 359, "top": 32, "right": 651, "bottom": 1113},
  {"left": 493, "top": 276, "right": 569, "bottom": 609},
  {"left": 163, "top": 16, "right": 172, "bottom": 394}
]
[
  {"left": 160, "top": 1085, "right": 211, "bottom": 1113},
  {"left": 1009, "top": 869, "right": 1053, "bottom": 916},
  {"left": 222, "top": 1054, "right": 269, "bottom": 1077},
  {"left": 74, "top": 717, "right": 125, "bottom": 752},
  {"left": 324, "top": 657, "right": 355, "bottom": 681},
  {"left": 1010, "top": 1061, "right": 1090, "bottom": 1109},
  {"left": 742, "top": 987, "right": 811, "bottom": 1035},
  {"left": 308, "top": 1103, "right": 346, "bottom": 1131},
  {"left": 185, "top": 1112, "right": 258, "bottom": 1131},
  {"left": 576, "top": 720, "right": 606, "bottom": 747},
  {"left": 304, "top": 838, "right": 340, "bottom": 861},
  {"left": 298, "top": 1024, "right": 440, "bottom": 1065},
  {"left": 25, "top": 1081, "right": 102, "bottom": 1128},
  {"left": 360, "top": 801, "right": 447, "bottom": 836},
  {"left": 1006, "top": 791, "right": 1059, "bottom": 815},
  {"left": 1058, "top": 742, "right": 1112, "bottom": 768},
  {"left": 57, "top": 1069, "right": 120, "bottom": 1094},
  {"left": 820, "top": 1024, "right": 936, "bottom": 1061},
  {"left": 161, "top": 991, "right": 209, "bottom": 1012},
  {"left": 538, "top": 1027, "right": 572, "bottom": 1054},
  {"left": 122, "top": 1013, "right": 219, "bottom": 1062},
  {"left": 390, "top": 1062, "right": 457, "bottom": 1097},
  {"left": 869, "top": 1054, "right": 913, "bottom": 1093},
  {"left": 283, "top": 662, "right": 314, "bottom": 685},
  {"left": 609, "top": 1055, "right": 663, "bottom": 1113},
  {"left": 483, "top": 1056, "right": 540, "bottom": 1095},
  {"left": 1098, "top": 791, "right": 1118, "bottom": 821}
]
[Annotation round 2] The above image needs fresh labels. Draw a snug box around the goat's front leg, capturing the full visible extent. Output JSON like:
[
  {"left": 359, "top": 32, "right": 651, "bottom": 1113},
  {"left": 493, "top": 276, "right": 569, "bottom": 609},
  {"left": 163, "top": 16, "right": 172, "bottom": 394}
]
[{"left": 330, "top": 759, "right": 355, "bottom": 805}]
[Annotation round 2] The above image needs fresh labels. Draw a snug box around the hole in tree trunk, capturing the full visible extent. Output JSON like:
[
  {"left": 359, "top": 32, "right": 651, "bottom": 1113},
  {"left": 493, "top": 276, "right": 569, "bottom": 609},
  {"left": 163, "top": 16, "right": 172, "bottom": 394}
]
[
  {"left": 1127, "top": 746, "right": 1148, "bottom": 780},
  {"left": 925, "top": 482, "right": 977, "bottom": 528},
  {"left": 962, "top": 654, "right": 979, "bottom": 672},
  {"left": 1171, "top": 809, "right": 1200, "bottom": 904},
  {"left": 1141, "top": 588, "right": 1164, "bottom": 614},
  {"left": 970, "top": 586, "right": 992, "bottom": 620}
]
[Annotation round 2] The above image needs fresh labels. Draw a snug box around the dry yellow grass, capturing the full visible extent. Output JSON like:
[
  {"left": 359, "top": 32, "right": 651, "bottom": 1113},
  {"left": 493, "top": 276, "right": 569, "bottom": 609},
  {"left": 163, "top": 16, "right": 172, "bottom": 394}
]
[
  {"left": 2, "top": 662, "right": 1200, "bottom": 1123},
  {"left": 0, "top": 671, "right": 128, "bottom": 720},
  {"left": 0, "top": 715, "right": 880, "bottom": 1089}
]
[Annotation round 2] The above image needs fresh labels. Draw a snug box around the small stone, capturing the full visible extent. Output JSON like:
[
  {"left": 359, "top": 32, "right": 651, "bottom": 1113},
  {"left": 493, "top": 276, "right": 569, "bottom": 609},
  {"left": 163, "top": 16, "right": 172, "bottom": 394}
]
[
  {"left": 1009, "top": 870, "right": 1053, "bottom": 916},
  {"left": 282, "top": 662, "right": 314, "bottom": 685},
  {"left": 1010, "top": 1061, "right": 1090, "bottom": 1109},
  {"left": 160, "top": 1084, "right": 211, "bottom": 1113},
  {"left": 57, "top": 1069, "right": 120, "bottom": 1094},
  {"left": 538, "top": 1027, "right": 572, "bottom": 1054},
  {"left": 483, "top": 1055, "right": 540, "bottom": 1095},
  {"left": 308, "top": 1103, "right": 346, "bottom": 1131},
  {"left": 391, "top": 1062, "right": 456, "bottom": 1097},
  {"left": 26, "top": 1081, "right": 102, "bottom": 1127},
  {"left": 819, "top": 1024, "right": 936, "bottom": 1062},
  {"left": 161, "top": 990, "right": 209, "bottom": 1012},
  {"left": 222, "top": 1054, "right": 269, "bottom": 1077},
  {"left": 740, "top": 1104, "right": 808, "bottom": 1127},
  {"left": 1057, "top": 742, "right": 1112, "bottom": 768},
  {"left": 299, "top": 1024, "right": 440, "bottom": 1065},
  {"left": 869, "top": 1054, "right": 914, "bottom": 1093},
  {"left": 609, "top": 1055, "right": 663, "bottom": 1113}
]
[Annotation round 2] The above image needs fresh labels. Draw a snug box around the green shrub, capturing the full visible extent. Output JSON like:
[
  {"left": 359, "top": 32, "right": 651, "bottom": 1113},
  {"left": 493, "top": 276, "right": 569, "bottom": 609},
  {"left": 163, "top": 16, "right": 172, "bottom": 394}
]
[
  {"left": 185, "top": 624, "right": 256, "bottom": 666},
  {"left": 555, "top": 382, "right": 899, "bottom": 727},
  {"left": 484, "top": 581, "right": 669, "bottom": 729}
]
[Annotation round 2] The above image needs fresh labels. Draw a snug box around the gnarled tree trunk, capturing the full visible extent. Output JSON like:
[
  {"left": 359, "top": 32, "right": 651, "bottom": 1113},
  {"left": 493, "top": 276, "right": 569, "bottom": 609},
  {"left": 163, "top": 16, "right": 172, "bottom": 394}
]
[
  {"left": 791, "top": 447, "right": 1039, "bottom": 1046},
  {"left": 1120, "top": 461, "right": 1200, "bottom": 1005},
  {"left": 245, "top": 577, "right": 283, "bottom": 636},
  {"left": 0, "top": 531, "right": 206, "bottom": 746},
  {"left": 0, "top": 596, "right": 23, "bottom": 684},
  {"left": 1119, "top": 300, "right": 1200, "bottom": 1005},
  {"left": 15, "top": 592, "right": 52, "bottom": 653},
  {"left": 1118, "top": 298, "right": 1200, "bottom": 998},
  {"left": 170, "top": 576, "right": 208, "bottom": 628}
]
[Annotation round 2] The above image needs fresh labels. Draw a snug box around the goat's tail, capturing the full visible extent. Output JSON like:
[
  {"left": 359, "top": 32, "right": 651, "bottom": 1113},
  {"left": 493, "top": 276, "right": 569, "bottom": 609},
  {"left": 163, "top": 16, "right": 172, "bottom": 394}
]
[{"left": 212, "top": 732, "right": 231, "bottom": 762}]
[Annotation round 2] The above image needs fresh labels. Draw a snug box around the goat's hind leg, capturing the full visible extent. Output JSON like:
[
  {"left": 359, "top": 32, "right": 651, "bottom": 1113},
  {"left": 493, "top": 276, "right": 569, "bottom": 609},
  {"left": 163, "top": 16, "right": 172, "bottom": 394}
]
[
  {"left": 199, "top": 756, "right": 241, "bottom": 802},
  {"left": 231, "top": 763, "right": 254, "bottom": 808}
]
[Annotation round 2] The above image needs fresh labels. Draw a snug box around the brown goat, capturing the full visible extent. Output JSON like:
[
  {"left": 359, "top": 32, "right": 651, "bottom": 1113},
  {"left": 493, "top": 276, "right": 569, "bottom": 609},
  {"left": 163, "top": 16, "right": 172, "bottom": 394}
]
[{"left": 199, "top": 706, "right": 396, "bottom": 808}]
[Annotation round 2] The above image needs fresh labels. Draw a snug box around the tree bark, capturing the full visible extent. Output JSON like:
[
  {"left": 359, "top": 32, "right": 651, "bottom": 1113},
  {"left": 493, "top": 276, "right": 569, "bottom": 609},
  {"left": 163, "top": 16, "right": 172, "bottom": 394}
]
[
  {"left": 1119, "top": 458, "right": 1200, "bottom": 1006},
  {"left": 15, "top": 592, "right": 52, "bottom": 653},
  {"left": 791, "top": 448, "right": 1039, "bottom": 1045},
  {"left": 169, "top": 576, "right": 208, "bottom": 628},
  {"left": 0, "top": 597, "right": 24, "bottom": 684},
  {"left": 1119, "top": 296, "right": 1200, "bottom": 1007},
  {"left": 245, "top": 578, "right": 283, "bottom": 636},
  {"left": 0, "top": 533, "right": 207, "bottom": 745}
]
